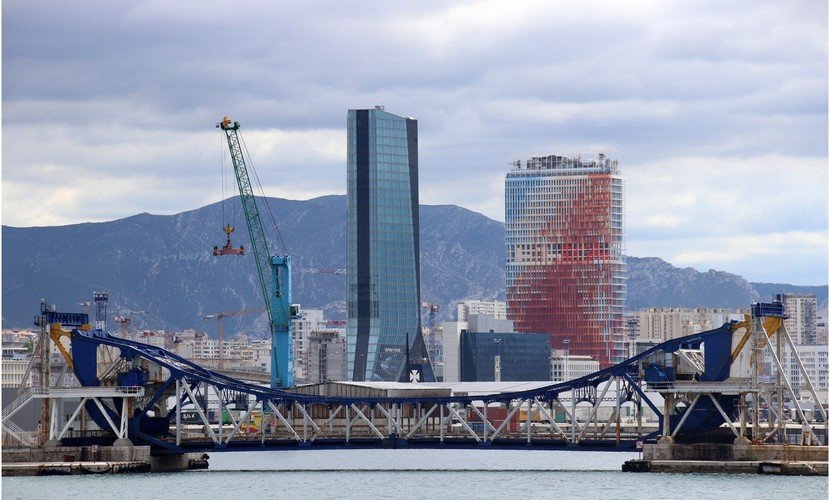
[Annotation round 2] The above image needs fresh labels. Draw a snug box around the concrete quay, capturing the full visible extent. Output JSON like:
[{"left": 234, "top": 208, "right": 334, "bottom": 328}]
[
  {"left": 644, "top": 443, "right": 828, "bottom": 462},
  {"left": 623, "top": 459, "right": 827, "bottom": 476},
  {"left": 1, "top": 446, "right": 209, "bottom": 475},
  {"left": 3, "top": 461, "right": 151, "bottom": 476},
  {"left": 623, "top": 443, "right": 828, "bottom": 476}
]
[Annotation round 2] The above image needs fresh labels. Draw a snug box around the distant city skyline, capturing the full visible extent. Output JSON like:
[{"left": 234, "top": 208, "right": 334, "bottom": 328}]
[{"left": 2, "top": 1, "right": 826, "bottom": 285}]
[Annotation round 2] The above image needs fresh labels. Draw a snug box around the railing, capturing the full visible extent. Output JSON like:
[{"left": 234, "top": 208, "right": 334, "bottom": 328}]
[
  {"left": 1, "top": 388, "right": 33, "bottom": 419},
  {"left": 1, "top": 420, "right": 36, "bottom": 447},
  {"left": 30, "top": 386, "right": 145, "bottom": 397}
]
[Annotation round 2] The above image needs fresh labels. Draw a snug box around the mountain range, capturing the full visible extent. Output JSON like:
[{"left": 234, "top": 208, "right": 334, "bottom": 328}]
[{"left": 3, "top": 195, "right": 826, "bottom": 337}]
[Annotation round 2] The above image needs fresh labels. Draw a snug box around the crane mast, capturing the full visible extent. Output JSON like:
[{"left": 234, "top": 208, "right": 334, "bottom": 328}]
[{"left": 217, "top": 116, "right": 294, "bottom": 388}]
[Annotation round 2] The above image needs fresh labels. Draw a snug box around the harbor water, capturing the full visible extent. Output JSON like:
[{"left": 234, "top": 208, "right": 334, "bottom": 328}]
[{"left": 3, "top": 449, "right": 827, "bottom": 499}]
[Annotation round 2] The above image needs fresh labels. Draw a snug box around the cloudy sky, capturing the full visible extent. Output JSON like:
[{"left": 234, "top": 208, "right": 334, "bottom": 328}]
[{"left": 3, "top": 1, "right": 827, "bottom": 284}]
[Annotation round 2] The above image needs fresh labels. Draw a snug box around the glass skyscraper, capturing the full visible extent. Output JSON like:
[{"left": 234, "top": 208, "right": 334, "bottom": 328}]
[
  {"left": 505, "top": 154, "right": 626, "bottom": 368},
  {"left": 346, "top": 108, "right": 434, "bottom": 382}
]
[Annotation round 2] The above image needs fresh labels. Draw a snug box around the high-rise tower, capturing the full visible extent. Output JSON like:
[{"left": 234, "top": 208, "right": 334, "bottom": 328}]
[
  {"left": 346, "top": 107, "right": 434, "bottom": 382},
  {"left": 505, "top": 154, "right": 626, "bottom": 367}
]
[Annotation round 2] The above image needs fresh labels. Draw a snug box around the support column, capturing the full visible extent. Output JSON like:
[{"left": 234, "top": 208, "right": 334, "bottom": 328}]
[
  {"left": 615, "top": 377, "right": 621, "bottom": 445},
  {"left": 571, "top": 394, "right": 577, "bottom": 443},
  {"left": 345, "top": 404, "right": 350, "bottom": 443},
  {"left": 658, "top": 393, "right": 673, "bottom": 444},
  {"left": 175, "top": 380, "right": 181, "bottom": 446},
  {"left": 483, "top": 403, "right": 488, "bottom": 442}
]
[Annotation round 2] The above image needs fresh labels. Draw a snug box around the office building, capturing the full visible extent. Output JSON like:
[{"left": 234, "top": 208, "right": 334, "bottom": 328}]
[
  {"left": 459, "top": 330, "right": 551, "bottom": 382},
  {"left": 457, "top": 299, "right": 507, "bottom": 322},
  {"left": 505, "top": 154, "right": 625, "bottom": 367},
  {"left": 443, "top": 314, "right": 549, "bottom": 382},
  {"left": 346, "top": 107, "right": 433, "bottom": 382}
]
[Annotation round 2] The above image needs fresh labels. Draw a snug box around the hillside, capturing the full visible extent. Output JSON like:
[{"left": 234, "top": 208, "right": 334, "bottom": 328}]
[{"left": 3, "top": 195, "right": 825, "bottom": 336}]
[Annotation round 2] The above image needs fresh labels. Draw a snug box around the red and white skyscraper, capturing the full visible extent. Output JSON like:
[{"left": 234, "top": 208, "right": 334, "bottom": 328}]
[{"left": 505, "top": 154, "right": 626, "bottom": 367}]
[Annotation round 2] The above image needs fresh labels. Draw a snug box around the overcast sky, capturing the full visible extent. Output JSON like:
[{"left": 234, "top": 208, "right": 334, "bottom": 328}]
[{"left": 3, "top": 1, "right": 827, "bottom": 284}]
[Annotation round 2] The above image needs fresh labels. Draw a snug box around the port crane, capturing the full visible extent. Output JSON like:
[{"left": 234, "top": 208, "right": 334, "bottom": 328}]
[{"left": 216, "top": 116, "right": 296, "bottom": 388}]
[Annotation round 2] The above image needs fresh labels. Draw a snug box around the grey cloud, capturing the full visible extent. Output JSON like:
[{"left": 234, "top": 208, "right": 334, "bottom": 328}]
[{"left": 2, "top": 0, "right": 826, "bottom": 283}]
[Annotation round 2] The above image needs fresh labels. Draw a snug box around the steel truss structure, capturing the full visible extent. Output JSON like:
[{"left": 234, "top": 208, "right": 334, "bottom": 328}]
[{"left": 4, "top": 304, "right": 826, "bottom": 454}]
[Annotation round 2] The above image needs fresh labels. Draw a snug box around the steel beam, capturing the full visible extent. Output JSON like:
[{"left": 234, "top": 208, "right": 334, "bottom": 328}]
[{"left": 267, "top": 401, "right": 301, "bottom": 441}]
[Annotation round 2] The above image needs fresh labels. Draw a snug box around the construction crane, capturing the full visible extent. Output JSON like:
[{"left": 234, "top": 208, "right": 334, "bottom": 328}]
[
  {"left": 421, "top": 302, "right": 440, "bottom": 361},
  {"left": 113, "top": 310, "right": 145, "bottom": 340},
  {"left": 421, "top": 302, "right": 439, "bottom": 330},
  {"left": 113, "top": 315, "right": 131, "bottom": 339},
  {"left": 216, "top": 116, "right": 297, "bottom": 388},
  {"left": 203, "top": 307, "right": 266, "bottom": 369},
  {"left": 77, "top": 301, "right": 91, "bottom": 316}
]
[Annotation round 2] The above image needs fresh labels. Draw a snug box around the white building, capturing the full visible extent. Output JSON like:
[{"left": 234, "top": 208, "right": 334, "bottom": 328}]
[
  {"left": 2, "top": 359, "right": 30, "bottom": 388},
  {"left": 306, "top": 331, "right": 347, "bottom": 383},
  {"left": 638, "top": 307, "right": 747, "bottom": 342},
  {"left": 776, "top": 293, "right": 817, "bottom": 345},
  {"left": 250, "top": 340, "right": 271, "bottom": 371},
  {"left": 816, "top": 314, "right": 827, "bottom": 345},
  {"left": 457, "top": 300, "right": 507, "bottom": 322},
  {"left": 292, "top": 307, "right": 327, "bottom": 382},
  {"left": 550, "top": 350, "right": 600, "bottom": 382},
  {"left": 765, "top": 343, "right": 828, "bottom": 395}
]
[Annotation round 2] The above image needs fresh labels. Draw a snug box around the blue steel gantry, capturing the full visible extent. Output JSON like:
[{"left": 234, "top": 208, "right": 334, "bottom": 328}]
[{"left": 3, "top": 302, "right": 826, "bottom": 454}]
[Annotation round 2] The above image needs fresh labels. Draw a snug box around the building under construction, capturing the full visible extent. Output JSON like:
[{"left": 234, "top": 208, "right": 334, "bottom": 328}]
[{"left": 505, "top": 154, "right": 626, "bottom": 367}]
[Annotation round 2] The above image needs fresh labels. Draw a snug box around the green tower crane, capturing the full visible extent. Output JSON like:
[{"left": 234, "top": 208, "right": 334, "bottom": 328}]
[{"left": 216, "top": 116, "right": 295, "bottom": 388}]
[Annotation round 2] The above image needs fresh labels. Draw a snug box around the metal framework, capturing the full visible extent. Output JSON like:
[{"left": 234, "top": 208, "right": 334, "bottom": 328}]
[{"left": 4, "top": 302, "right": 826, "bottom": 453}]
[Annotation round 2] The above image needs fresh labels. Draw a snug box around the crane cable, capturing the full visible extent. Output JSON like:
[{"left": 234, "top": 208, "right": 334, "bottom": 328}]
[
  {"left": 239, "top": 132, "right": 289, "bottom": 255},
  {"left": 220, "top": 129, "right": 238, "bottom": 234},
  {"left": 220, "top": 132, "right": 226, "bottom": 227}
]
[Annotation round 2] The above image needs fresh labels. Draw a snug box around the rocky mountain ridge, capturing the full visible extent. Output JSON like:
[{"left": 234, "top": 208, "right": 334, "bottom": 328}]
[{"left": 3, "top": 195, "right": 825, "bottom": 336}]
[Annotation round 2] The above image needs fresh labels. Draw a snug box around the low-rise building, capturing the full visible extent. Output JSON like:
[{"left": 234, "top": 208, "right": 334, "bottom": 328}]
[
  {"left": 443, "top": 314, "right": 549, "bottom": 382},
  {"left": 550, "top": 349, "right": 600, "bottom": 382},
  {"left": 457, "top": 300, "right": 507, "bottom": 322}
]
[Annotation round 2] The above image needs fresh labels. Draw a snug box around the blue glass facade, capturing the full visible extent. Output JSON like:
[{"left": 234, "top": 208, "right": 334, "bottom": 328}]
[
  {"left": 347, "top": 109, "right": 433, "bottom": 381},
  {"left": 459, "top": 332, "right": 551, "bottom": 382}
]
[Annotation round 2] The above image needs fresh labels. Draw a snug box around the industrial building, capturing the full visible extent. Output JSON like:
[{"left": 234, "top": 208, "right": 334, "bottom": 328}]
[
  {"left": 504, "top": 154, "right": 626, "bottom": 367},
  {"left": 346, "top": 107, "right": 433, "bottom": 382}
]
